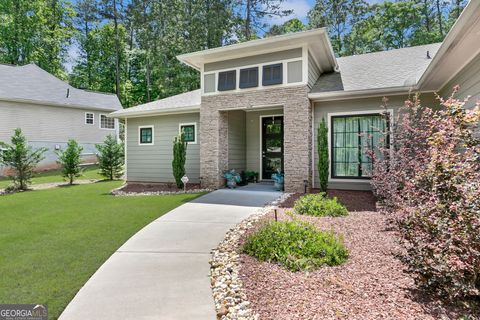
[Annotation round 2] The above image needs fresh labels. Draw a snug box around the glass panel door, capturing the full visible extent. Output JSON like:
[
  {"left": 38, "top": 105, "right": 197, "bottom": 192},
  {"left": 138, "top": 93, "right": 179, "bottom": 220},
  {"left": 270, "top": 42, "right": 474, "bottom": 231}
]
[{"left": 262, "top": 116, "right": 284, "bottom": 179}]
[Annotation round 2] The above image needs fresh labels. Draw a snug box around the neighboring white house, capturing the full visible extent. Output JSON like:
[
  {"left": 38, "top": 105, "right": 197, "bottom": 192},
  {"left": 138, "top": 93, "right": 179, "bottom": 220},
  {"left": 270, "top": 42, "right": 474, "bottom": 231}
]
[{"left": 0, "top": 63, "right": 122, "bottom": 175}]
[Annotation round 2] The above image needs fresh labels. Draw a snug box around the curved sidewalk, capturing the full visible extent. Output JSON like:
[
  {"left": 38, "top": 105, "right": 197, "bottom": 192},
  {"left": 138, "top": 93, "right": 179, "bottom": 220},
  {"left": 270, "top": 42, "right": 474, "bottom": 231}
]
[{"left": 59, "top": 187, "right": 281, "bottom": 320}]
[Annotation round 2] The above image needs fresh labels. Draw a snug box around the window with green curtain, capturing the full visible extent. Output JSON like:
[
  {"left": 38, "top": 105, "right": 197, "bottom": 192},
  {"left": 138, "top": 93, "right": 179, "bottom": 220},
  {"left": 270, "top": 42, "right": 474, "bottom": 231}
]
[{"left": 331, "top": 114, "right": 388, "bottom": 178}]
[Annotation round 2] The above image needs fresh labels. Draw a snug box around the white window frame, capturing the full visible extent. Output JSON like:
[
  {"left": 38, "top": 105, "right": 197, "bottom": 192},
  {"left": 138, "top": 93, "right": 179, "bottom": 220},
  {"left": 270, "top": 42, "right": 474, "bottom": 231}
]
[
  {"left": 85, "top": 112, "right": 94, "bottom": 125},
  {"left": 138, "top": 125, "right": 154, "bottom": 145},
  {"left": 99, "top": 113, "right": 116, "bottom": 130},
  {"left": 178, "top": 122, "right": 197, "bottom": 144},
  {"left": 327, "top": 109, "right": 394, "bottom": 183}
]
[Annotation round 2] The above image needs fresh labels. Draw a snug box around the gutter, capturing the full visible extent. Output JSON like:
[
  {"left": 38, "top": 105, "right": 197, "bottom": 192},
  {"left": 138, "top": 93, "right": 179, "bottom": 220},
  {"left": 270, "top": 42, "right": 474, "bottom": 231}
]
[
  {"left": 0, "top": 96, "right": 120, "bottom": 112},
  {"left": 308, "top": 86, "right": 417, "bottom": 102},
  {"left": 109, "top": 106, "right": 201, "bottom": 119}
]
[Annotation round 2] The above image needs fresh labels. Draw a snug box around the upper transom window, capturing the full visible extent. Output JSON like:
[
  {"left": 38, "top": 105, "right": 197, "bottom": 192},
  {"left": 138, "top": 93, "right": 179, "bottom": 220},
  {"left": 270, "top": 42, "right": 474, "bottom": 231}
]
[
  {"left": 100, "top": 114, "right": 115, "bottom": 129},
  {"left": 239, "top": 67, "right": 258, "bottom": 89},
  {"left": 262, "top": 63, "right": 283, "bottom": 86},
  {"left": 331, "top": 114, "right": 388, "bottom": 179},
  {"left": 218, "top": 70, "right": 236, "bottom": 91}
]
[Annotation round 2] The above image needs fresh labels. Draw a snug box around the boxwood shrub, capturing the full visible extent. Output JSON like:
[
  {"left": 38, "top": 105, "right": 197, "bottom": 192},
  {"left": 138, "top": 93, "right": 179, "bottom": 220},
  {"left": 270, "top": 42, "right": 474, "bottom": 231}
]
[
  {"left": 242, "top": 220, "right": 348, "bottom": 271},
  {"left": 294, "top": 193, "right": 348, "bottom": 217}
]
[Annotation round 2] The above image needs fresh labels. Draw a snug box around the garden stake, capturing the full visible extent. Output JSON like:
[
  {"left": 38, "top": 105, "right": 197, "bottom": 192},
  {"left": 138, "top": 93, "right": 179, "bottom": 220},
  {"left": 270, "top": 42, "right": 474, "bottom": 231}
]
[{"left": 274, "top": 208, "right": 278, "bottom": 222}]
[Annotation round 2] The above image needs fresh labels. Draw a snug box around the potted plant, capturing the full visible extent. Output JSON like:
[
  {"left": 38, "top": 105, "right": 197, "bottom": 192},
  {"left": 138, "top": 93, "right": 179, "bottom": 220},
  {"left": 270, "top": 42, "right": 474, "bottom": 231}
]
[
  {"left": 245, "top": 171, "right": 259, "bottom": 183},
  {"left": 272, "top": 169, "right": 284, "bottom": 191},
  {"left": 223, "top": 169, "right": 241, "bottom": 189}
]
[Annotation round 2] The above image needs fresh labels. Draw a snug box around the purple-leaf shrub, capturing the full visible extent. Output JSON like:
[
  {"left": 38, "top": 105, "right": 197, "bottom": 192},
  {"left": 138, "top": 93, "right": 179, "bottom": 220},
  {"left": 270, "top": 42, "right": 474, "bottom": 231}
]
[{"left": 371, "top": 87, "right": 480, "bottom": 301}]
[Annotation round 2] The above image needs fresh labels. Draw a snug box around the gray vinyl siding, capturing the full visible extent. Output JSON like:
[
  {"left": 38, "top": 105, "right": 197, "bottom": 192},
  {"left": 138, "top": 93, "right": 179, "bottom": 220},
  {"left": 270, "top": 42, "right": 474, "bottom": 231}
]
[
  {"left": 312, "top": 94, "right": 436, "bottom": 191},
  {"left": 440, "top": 53, "right": 480, "bottom": 109},
  {"left": 245, "top": 109, "right": 283, "bottom": 177},
  {"left": 0, "top": 100, "right": 117, "bottom": 175},
  {"left": 287, "top": 60, "right": 303, "bottom": 83},
  {"left": 204, "top": 48, "right": 302, "bottom": 72},
  {"left": 228, "top": 110, "right": 246, "bottom": 172},
  {"left": 308, "top": 52, "right": 321, "bottom": 89},
  {"left": 126, "top": 113, "right": 200, "bottom": 183},
  {"left": 0, "top": 100, "right": 116, "bottom": 143},
  {"left": 204, "top": 73, "right": 215, "bottom": 93}
]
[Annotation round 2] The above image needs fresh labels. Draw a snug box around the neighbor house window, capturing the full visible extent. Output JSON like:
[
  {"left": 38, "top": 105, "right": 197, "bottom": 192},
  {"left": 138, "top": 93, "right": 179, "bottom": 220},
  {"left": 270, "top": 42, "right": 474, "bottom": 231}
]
[
  {"left": 218, "top": 70, "right": 236, "bottom": 91},
  {"left": 139, "top": 126, "right": 153, "bottom": 145},
  {"left": 239, "top": 67, "right": 258, "bottom": 89},
  {"left": 262, "top": 63, "right": 283, "bottom": 86},
  {"left": 180, "top": 123, "right": 196, "bottom": 143},
  {"left": 100, "top": 114, "right": 115, "bottom": 129},
  {"left": 85, "top": 112, "right": 94, "bottom": 125},
  {"left": 331, "top": 114, "right": 388, "bottom": 179}
]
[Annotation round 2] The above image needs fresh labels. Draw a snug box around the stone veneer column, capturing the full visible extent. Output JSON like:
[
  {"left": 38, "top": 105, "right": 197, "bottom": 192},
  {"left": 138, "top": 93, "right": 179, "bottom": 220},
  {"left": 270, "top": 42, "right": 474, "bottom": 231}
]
[
  {"left": 283, "top": 86, "right": 311, "bottom": 193},
  {"left": 200, "top": 86, "right": 311, "bottom": 192}
]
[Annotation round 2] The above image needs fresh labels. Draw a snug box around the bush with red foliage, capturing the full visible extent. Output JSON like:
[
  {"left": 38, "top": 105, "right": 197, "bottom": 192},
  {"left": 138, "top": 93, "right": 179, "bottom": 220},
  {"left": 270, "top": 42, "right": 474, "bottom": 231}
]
[{"left": 371, "top": 87, "right": 480, "bottom": 301}]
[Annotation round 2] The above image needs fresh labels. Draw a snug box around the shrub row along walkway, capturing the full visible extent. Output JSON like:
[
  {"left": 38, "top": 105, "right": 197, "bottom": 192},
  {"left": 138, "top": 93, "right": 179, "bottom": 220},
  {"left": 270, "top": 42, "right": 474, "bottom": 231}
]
[{"left": 59, "top": 187, "right": 282, "bottom": 320}]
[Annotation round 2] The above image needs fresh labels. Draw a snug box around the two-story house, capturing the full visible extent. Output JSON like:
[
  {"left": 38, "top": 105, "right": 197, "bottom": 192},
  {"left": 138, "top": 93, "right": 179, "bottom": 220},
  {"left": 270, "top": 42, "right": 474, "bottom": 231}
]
[
  {"left": 110, "top": 1, "right": 480, "bottom": 193},
  {"left": 0, "top": 63, "right": 122, "bottom": 174}
]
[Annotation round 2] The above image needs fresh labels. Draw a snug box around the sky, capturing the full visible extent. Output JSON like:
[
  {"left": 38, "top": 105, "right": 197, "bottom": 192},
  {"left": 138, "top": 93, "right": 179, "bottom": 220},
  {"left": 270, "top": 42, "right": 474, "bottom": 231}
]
[{"left": 270, "top": 0, "right": 386, "bottom": 25}]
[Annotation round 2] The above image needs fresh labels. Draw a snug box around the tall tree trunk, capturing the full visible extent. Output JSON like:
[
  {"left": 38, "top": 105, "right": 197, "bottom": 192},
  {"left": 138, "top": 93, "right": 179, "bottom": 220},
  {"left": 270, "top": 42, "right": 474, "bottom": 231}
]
[
  {"left": 245, "top": 0, "right": 251, "bottom": 40},
  {"left": 436, "top": 0, "right": 443, "bottom": 37},
  {"left": 423, "top": 0, "right": 430, "bottom": 33},
  {"left": 113, "top": 0, "right": 121, "bottom": 98},
  {"left": 145, "top": 55, "right": 151, "bottom": 102},
  {"left": 456, "top": 0, "right": 461, "bottom": 19}
]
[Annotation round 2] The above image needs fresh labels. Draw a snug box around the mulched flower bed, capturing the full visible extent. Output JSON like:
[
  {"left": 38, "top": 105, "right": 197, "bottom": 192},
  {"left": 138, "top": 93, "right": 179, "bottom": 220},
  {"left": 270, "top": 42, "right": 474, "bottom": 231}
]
[
  {"left": 279, "top": 189, "right": 377, "bottom": 212},
  {"left": 111, "top": 183, "right": 212, "bottom": 196},
  {"left": 238, "top": 209, "right": 474, "bottom": 319}
]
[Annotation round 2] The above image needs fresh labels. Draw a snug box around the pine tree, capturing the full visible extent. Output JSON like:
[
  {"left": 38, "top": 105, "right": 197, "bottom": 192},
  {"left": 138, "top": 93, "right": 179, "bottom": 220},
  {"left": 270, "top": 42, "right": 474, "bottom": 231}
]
[
  {"left": 57, "top": 139, "right": 83, "bottom": 185},
  {"left": 96, "top": 134, "right": 124, "bottom": 180},
  {"left": 0, "top": 129, "right": 47, "bottom": 190}
]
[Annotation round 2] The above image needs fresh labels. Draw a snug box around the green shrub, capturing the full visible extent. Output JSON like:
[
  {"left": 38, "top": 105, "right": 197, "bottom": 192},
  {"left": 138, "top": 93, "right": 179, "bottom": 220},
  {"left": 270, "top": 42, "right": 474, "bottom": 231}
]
[
  {"left": 57, "top": 139, "right": 83, "bottom": 185},
  {"left": 243, "top": 220, "right": 348, "bottom": 271},
  {"left": 317, "top": 118, "right": 329, "bottom": 192},
  {"left": 294, "top": 193, "right": 348, "bottom": 217},
  {"left": 172, "top": 133, "right": 187, "bottom": 188},
  {"left": 96, "top": 134, "right": 124, "bottom": 180}
]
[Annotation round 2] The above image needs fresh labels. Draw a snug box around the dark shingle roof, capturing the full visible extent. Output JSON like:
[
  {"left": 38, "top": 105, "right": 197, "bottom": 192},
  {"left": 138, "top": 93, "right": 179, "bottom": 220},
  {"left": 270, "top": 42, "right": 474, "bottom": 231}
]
[
  {"left": 311, "top": 43, "right": 442, "bottom": 93},
  {"left": 0, "top": 63, "right": 122, "bottom": 111}
]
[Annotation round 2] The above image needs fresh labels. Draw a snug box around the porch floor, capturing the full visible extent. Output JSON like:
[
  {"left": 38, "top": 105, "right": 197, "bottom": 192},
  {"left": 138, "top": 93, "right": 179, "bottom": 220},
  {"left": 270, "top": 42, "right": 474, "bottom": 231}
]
[{"left": 234, "top": 181, "right": 279, "bottom": 192}]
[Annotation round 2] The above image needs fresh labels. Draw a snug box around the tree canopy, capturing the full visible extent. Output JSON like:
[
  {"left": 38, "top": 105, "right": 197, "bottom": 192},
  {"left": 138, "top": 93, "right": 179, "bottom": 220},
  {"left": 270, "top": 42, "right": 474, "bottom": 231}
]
[{"left": 0, "top": 0, "right": 467, "bottom": 107}]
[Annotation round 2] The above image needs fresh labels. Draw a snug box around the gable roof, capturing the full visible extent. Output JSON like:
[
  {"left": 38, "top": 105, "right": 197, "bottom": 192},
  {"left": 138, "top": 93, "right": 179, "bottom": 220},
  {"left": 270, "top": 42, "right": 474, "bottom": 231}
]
[
  {"left": 178, "top": 28, "right": 337, "bottom": 74},
  {"left": 110, "top": 89, "right": 201, "bottom": 118},
  {"left": 0, "top": 63, "right": 122, "bottom": 111},
  {"left": 310, "top": 43, "right": 442, "bottom": 99}
]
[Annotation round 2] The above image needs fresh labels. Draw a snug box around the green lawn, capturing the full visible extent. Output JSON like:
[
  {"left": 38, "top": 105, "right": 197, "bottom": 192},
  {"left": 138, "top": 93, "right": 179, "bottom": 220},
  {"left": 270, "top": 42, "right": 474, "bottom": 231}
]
[
  {"left": 0, "top": 165, "right": 104, "bottom": 189},
  {"left": 0, "top": 181, "right": 203, "bottom": 319}
]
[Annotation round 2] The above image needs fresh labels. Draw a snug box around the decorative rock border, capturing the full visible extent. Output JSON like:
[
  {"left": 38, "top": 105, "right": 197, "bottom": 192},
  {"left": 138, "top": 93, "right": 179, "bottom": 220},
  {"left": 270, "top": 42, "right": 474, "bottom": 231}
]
[
  {"left": 111, "top": 185, "right": 213, "bottom": 196},
  {"left": 210, "top": 193, "right": 292, "bottom": 320}
]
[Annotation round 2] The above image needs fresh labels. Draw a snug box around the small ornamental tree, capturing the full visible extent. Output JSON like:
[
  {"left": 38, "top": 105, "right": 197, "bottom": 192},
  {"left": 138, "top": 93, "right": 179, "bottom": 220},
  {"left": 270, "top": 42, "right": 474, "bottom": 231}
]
[
  {"left": 371, "top": 88, "right": 480, "bottom": 301},
  {"left": 96, "top": 135, "right": 124, "bottom": 180},
  {"left": 57, "top": 139, "right": 83, "bottom": 185},
  {"left": 172, "top": 133, "right": 187, "bottom": 189},
  {"left": 317, "top": 118, "right": 329, "bottom": 192},
  {"left": 0, "top": 128, "right": 47, "bottom": 190}
]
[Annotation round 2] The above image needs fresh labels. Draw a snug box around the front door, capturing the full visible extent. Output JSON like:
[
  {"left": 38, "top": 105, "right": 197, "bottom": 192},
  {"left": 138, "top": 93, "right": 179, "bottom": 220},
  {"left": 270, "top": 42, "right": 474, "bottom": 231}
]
[{"left": 261, "top": 116, "right": 284, "bottom": 180}]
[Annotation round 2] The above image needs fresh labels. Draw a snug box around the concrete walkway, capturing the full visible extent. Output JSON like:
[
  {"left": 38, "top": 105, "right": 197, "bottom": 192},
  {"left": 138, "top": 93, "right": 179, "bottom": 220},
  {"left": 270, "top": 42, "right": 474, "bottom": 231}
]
[{"left": 59, "top": 187, "right": 281, "bottom": 320}]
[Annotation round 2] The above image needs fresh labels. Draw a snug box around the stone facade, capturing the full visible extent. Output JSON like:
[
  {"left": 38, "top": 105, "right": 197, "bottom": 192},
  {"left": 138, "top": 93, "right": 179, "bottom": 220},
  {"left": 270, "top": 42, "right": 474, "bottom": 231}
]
[{"left": 200, "top": 85, "right": 311, "bottom": 193}]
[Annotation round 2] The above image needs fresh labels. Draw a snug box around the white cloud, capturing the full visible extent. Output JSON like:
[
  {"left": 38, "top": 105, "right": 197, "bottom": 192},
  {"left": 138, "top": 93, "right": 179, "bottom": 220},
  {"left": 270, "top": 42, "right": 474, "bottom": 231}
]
[{"left": 263, "top": 0, "right": 311, "bottom": 26}]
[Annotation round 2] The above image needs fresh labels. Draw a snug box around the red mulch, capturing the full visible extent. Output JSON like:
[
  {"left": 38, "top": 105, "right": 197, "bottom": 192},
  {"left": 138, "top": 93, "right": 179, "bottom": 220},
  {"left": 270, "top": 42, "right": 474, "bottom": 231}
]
[
  {"left": 279, "top": 189, "right": 377, "bottom": 212},
  {"left": 119, "top": 182, "right": 201, "bottom": 193},
  {"left": 239, "top": 210, "right": 474, "bottom": 319}
]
